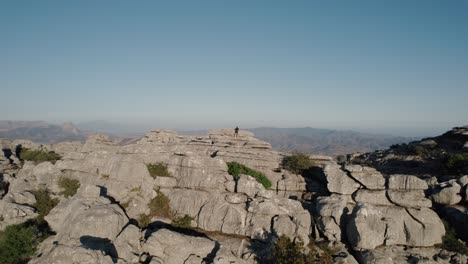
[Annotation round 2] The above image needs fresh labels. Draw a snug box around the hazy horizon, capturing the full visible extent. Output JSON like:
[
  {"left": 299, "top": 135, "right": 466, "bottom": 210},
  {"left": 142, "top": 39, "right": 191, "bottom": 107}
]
[
  {"left": 1, "top": 118, "right": 458, "bottom": 138},
  {"left": 2, "top": 1, "right": 467, "bottom": 137}
]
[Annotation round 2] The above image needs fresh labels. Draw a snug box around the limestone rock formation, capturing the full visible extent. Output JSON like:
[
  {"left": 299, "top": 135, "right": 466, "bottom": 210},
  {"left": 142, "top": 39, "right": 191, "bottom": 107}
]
[
  {"left": 323, "top": 164, "right": 361, "bottom": 194},
  {"left": 431, "top": 180, "right": 463, "bottom": 205},
  {"left": 143, "top": 228, "right": 216, "bottom": 264},
  {"left": 0, "top": 127, "right": 465, "bottom": 263},
  {"left": 346, "top": 204, "right": 445, "bottom": 250}
]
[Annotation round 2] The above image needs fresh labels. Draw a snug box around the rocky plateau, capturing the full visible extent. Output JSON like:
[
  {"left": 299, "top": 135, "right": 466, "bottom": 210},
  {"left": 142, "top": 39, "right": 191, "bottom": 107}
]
[{"left": 0, "top": 126, "right": 467, "bottom": 264}]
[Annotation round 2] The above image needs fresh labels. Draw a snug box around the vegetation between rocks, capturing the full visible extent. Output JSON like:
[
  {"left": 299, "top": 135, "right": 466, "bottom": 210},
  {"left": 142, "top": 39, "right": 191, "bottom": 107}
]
[
  {"left": 58, "top": 177, "right": 80, "bottom": 198},
  {"left": 136, "top": 214, "right": 152, "bottom": 229},
  {"left": 0, "top": 223, "right": 40, "bottom": 264},
  {"left": 440, "top": 220, "right": 468, "bottom": 255},
  {"left": 282, "top": 152, "right": 315, "bottom": 175},
  {"left": 137, "top": 190, "right": 174, "bottom": 228},
  {"left": 227, "top": 161, "right": 272, "bottom": 189},
  {"left": 147, "top": 162, "right": 172, "bottom": 178},
  {"left": 442, "top": 153, "right": 468, "bottom": 176},
  {"left": 172, "top": 215, "right": 194, "bottom": 229},
  {"left": 19, "top": 148, "right": 62, "bottom": 164},
  {"left": 31, "top": 188, "right": 59, "bottom": 221},
  {"left": 265, "top": 235, "right": 332, "bottom": 264},
  {"left": 148, "top": 190, "right": 173, "bottom": 219},
  {"left": 0, "top": 188, "right": 58, "bottom": 264}
]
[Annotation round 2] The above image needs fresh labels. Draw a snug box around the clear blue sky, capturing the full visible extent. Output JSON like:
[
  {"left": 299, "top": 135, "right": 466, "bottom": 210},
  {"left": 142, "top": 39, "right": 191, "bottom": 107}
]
[{"left": 1, "top": 1, "right": 467, "bottom": 136}]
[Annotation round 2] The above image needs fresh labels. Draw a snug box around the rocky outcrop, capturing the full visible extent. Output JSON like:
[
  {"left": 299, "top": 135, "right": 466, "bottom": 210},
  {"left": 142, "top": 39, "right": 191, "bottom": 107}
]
[
  {"left": 316, "top": 164, "right": 446, "bottom": 251},
  {"left": 0, "top": 200, "right": 37, "bottom": 229},
  {"left": 347, "top": 204, "right": 445, "bottom": 250},
  {"left": 1, "top": 127, "right": 465, "bottom": 263},
  {"left": 323, "top": 164, "right": 360, "bottom": 194},
  {"left": 356, "top": 245, "right": 467, "bottom": 264},
  {"left": 344, "top": 165, "right": 385, "bottom": 190},
  {"left": 388, "top": 174, "right": 429, "bottom": 190},
  {"left": 143, "top": 228, "right": 216, "bottom": 263},
  {"left": 431, "top": 180, "right": 463, "bottom": 205}
]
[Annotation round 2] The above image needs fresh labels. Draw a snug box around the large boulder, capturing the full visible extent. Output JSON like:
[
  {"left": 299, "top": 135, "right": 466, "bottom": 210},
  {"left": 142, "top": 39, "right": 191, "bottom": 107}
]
[
  {"left": 143, "top": 228, "right": 216, "bottom": 264},
  {"left": 276, "top": 171, "right": 307, "bottom": 198},
  {"left": 197, "top": 196, "right": 247, "bottom": 234},
  {"left": 0, "top": 200, "right": 37, "bottom": 230},
  {"left": 323, "top": 164, "right": 361, "bottom": 194},
  {"left": 316, "top": 194, "right": 355, "bottom": 241},
  {"left": 354, "top": 190, "right": 393, "bottom": 206},
  {"left": 346, "top": 204, "right": 386, "bottom": 249},
  {"left": 344, "top": 165, "right": 385, "bottom": 190},
  {"left": 245, "top": 197, "right": 311, "bottom": 245},
  {"left": 236, "top": 174, "right": 265, "bottom": 198},
  {"left": 171, "top": 155, "right": 227, "bottom": 190},
  {"left": 45, "top": 197, "right": 128, "bottom": 243},
  {"left": 388, "top": 174, "right": 428, "bottom": 190},
  {"left": 347, "top": 204, "right": 445, "bottom": 250},
  {"left": 431, "top": 181, "right": 462, "bottom": 205},
  {"left": 387, "top": 190, "right": 432, "bottom": 208}
]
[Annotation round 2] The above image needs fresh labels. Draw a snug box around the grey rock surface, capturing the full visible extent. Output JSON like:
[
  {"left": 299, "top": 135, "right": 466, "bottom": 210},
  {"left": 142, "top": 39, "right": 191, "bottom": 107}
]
[
  {"left": 344, "top": 165, "right": 385, "bottom": 190},
  {"left": 387, "top": 190, "right": 432, "bottom": 208},
  {"left": 323, "top": 164, "right": 361, "bottom": 194},
  {"left": 431, "top": 181, "right": 463, "bottom": 205},
  {"left": 388, "top": 174, "right": 429, "bottom": 190},
  {"left": 143, "top": 228, "right": 215, "bottom": 264}
]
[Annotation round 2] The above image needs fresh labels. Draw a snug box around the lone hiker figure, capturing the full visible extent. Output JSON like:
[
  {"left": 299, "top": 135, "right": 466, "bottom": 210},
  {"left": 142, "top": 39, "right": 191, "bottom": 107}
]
[{"left": 234, "top": 126, "right": 239, "bottom": 137}]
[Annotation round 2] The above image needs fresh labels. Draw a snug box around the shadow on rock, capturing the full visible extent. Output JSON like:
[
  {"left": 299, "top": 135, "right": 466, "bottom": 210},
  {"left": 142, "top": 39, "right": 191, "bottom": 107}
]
[{"left": 80, "top": 236, "right": 118, "bottom": 262}]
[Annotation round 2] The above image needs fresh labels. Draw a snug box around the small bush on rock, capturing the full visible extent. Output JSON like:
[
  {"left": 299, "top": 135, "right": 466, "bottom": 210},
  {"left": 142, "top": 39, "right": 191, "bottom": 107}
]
[
  {"left": 227, "top": 162, "right": 272, "bottom": 189},
  {"left": 336, "top": 155, "right": 346, "bottom": 165},
  {"left": 147, "top": 162, "right": 172, "bottom": 178},
  {"left": 31, "top": 189, "right": 59, "bottom": 221},
  {"left": 0, "top": 220, "right": 54, "bottom": 264},
  {"left": 282, "top": 152, "right": 315, "bottom": 175},
  {"left": 148, "top": 190, "right": 173, "bottom": 219},
  {"left": 443, "top": 153, "right": 468, "bottom": 176},
  {"left": 172, "top": 215, "right": 194, "bottom": 229},
  {"left": 0, "top": 223, "right": 40, "bottom": 264},
  {"left": 411, "top": 145, "right": 428, "bottom": 157},
  {"left": 137, "top": 214, "right": 151, "bottom": 229},
  {"left": 265, "top": 236, "right": 333, "bottom": 264},
  {"left": 440, "top": 220, "right": 468, "bottom": 255},
  {"left": 58, "top": 177, "right": 80, "bottom": 198},
  {"left": 19, "top": 148, "right": 61, "bottom": 164}
]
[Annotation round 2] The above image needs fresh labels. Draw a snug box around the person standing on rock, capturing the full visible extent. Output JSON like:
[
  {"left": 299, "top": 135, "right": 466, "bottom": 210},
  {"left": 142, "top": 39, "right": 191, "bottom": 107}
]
[{"left": 234, "top": 126, "right": 239, "bottom": 137}]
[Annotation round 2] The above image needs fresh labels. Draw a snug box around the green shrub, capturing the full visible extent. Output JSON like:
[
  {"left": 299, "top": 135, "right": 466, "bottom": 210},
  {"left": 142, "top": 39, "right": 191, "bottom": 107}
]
[
  {"left": 282, "top": 152, "right": 315, "bottom": 175},
  {"left": 19, "top": 148, "right": 61, "bottom": 164},
  {"left": 148, "top": 191, "right": 173, "bottom": 219},
  {"left": 227, "top": 162, "right": 272, "bottom": 189},
  {"left": 266, "top": 236, "right": 315, "bottom": 264},
  {"left": 0, "top": 223, "right": 40, "bottom": 264},
  {"left": 410, "top": 145, "right": 428, "bottom": 157},
  {"left": 147, "top": 162, "right": 172, "bottom": 178},
  {"left": 336, "top": 155, "right": 346, "bottom": 164},
  {"left": 136, "top": 214, "right": 151, "bottom": 229},
  {"left": 172, "top": 215, "right": 194, "bottom": 229},
  {"left": 31, "top": 189, "right": 59, "bottom": 221},
  {"left": 440, "top": 220, "right": 468, "bottom": 255},
  {"left": 58, "top": 177, "right": 80, "bottom": 198},
  {"left": 265, "top": 236, "right": 333, "bottom": 264},
  {"left": 443, "top": 153, "right": 468, "bottom": 176}
]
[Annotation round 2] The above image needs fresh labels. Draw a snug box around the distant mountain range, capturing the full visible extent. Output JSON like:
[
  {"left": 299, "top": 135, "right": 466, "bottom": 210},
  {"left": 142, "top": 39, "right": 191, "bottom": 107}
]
[
  {"left": 247, "top": 127, "right": 417, "bottom": 156},
  {"left": 0, "top": 121, "right": 86, "bottom": 143},
  {"left": 0, "top": 121, "right": 417, "bottom": 155}
]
